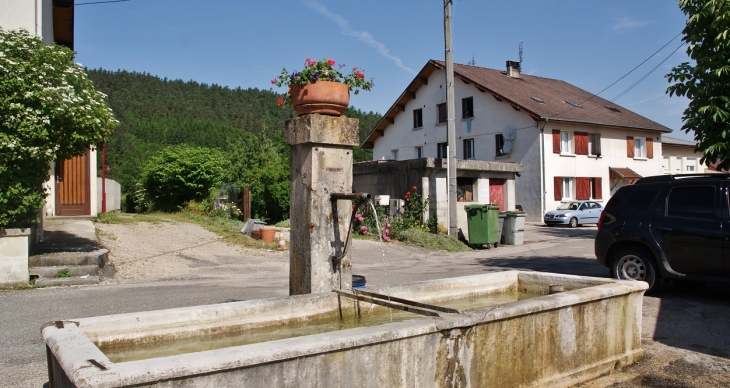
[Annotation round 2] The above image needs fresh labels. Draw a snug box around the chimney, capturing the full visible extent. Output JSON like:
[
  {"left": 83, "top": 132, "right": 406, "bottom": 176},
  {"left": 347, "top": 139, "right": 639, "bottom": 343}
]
[{"left": 506, "top": 60, "right": 521, "bottom": 78}]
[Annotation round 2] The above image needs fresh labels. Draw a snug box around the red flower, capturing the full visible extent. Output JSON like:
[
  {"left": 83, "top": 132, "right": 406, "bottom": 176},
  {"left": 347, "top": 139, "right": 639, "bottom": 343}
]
[
  {"left": 270, "top": 78, "right": 276, "bottom": 84},
  {"left": 412, "top": 186, "right": 417, "bottom": 190},
  {"left": 276, "top": 97, "right": 284, "bottom": 106},
  {"left": 327, "top": 59, "right": 335, "bottom": 66}
]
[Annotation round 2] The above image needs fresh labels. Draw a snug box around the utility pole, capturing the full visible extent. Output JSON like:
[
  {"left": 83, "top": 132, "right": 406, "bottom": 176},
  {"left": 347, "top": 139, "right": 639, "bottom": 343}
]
[{"left": 444, "top": 0, "right": 457, "bottom": 236}]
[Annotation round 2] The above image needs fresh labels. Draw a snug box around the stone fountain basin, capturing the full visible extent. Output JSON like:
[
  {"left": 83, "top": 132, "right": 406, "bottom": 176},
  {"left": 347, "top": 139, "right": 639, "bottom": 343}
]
[{"left": 43, "top": 271, "right": 647, "bottom": 388}]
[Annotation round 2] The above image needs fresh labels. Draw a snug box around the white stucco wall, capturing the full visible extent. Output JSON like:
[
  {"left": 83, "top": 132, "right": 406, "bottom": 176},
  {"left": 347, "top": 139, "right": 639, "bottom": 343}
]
[
  {"left": 371, "top": 69, "right": 667, "bottom": 223},
  {"left": 0, "top": 0, "right": 54, "bottom": 44},
  {"left": 662, "top": 145, "right": 707, "bottom": 174},
  {"left": 541, "top": 123, "right": 663, "bottom": 213}
]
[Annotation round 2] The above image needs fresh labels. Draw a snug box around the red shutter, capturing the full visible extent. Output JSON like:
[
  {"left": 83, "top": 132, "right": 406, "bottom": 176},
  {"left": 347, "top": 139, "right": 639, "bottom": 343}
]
[
  {"left": 647, "top": 138, "right": 654, "bottom": 159},
  {"left": 576, "top": 177, "right": 590, "bottom": 200},
  {"left": 575, "top": 132, "right": 588, "bottom": 155},
  {"left": 554, "top": 176, "right": 563, "bottom": 200},
  {"left": 627, "top": 136, "right": 634, "bottom": 158},
  {"left": 552, "top": 130, "right": 561, "bottom": 154},
  {"left": 593, "top": 177, "right": 603, "bottom": 200}
]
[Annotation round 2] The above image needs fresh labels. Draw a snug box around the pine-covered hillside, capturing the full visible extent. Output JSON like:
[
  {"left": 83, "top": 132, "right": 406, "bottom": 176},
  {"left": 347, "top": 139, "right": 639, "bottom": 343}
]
[{"left": 88, "top": 69, "right": 380, "bottom": 191}]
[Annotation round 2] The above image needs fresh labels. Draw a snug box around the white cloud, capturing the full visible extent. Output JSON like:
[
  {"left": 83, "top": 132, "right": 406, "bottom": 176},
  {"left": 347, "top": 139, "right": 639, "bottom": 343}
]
[
  {"left": 613, "top": 17, "right": 652, "bottom": 33},
  {"left": 302, "top": 0, "right": 416, "bottom": 75}
]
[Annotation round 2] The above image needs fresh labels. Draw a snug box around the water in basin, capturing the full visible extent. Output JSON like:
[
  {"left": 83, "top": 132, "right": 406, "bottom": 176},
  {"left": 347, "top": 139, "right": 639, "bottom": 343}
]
[{"left": 98, "top": 290, "right": 540, "bottom": 363}]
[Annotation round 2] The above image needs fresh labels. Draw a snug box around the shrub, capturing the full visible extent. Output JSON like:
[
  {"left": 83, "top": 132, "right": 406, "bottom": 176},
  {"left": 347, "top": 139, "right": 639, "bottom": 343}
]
[{"left": 140, "top": 145, "right": 225, "bottom": 211}]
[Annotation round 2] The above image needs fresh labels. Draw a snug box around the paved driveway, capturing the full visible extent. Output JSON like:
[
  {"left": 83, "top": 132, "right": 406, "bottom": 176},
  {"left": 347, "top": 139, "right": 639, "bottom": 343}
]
[{"left": 1, "top": 223, "right": 728, "bottom": 387}]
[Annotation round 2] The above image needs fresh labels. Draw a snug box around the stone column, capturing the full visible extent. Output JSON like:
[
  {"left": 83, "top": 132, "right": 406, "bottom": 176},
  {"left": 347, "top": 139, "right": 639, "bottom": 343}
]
[{"left": 286, "top": 114, "right": 359, "bottom": 295}]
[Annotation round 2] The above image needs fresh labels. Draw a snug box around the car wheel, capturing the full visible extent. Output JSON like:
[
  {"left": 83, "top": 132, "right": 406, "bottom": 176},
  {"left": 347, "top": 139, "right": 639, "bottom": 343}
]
[
  {"left": 610, "top": 247, "right": 657, "bottom": 290},
  {"left": 569, "top": 217, "right": 578, "bottom": 228}
]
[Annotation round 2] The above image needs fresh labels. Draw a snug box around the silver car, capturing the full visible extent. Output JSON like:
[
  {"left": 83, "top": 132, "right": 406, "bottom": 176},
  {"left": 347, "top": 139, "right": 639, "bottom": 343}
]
[{"left": 544, "top": 201, "right": 603, "bottom": 228}]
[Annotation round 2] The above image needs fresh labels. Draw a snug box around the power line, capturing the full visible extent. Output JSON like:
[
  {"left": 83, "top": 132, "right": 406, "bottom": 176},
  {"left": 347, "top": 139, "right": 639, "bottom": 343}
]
[
  {"left": 76, "top": 0, "right": 130, "bottom": 6},
  {"left": 550, "top": 32, "right": 683, "bottom": 119},
  {"left": 610, "top": 42, "right": 686, "bottom": 103}
]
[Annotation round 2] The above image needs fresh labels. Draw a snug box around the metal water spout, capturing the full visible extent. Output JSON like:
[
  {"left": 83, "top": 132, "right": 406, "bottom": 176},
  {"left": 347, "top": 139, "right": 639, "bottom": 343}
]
[{"left": 329, "top": 192, "right": 371, "bottom": 289}]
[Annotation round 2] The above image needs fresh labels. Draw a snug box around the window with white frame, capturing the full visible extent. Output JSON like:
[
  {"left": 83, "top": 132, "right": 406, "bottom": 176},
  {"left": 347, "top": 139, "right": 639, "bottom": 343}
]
[
  {"left": 634, "top": 137, "right": 647, "bottom": 158},
  {"left": 437, "top": 142, "right": 448, "bottom": 159},
  {"left": 562, "top": 178, "right": 573, "bottom": 200},
  {"left": 560, "top": 131, "right": 572, "bottom": 154},
  {"left": 588, "top": 133, "right": 601, "bottom": 156},
  {"left": 415, "top": 146, "right": 423, "bottom": 159},
  {"left": 686, "top": 157, "right": 696, "bottom": 172},
  {"left": 413, "top": 108, "right": 423, "bottom": 128},
  {"left": 462, "top": 97, "right": 474, "bottom": 119},
  {"left": 463, "top": 138, "right": 474, "bottom": 159},
  {"left": 437, "top": 103, "right": 447, "bottom": 124},
  {"left": 391, "top": 149, "right": 398, "bottom": 160}
]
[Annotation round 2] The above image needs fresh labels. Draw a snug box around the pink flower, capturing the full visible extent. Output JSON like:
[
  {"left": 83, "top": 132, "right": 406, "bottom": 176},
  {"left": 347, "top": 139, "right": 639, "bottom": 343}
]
[
  {"left": 359, "top": 225, "right": 368, "bottom": 233},
  {"left": 355, "top": 213, "right": 364, "bottom": 222},
  {"left": 386, "top": 224, "right": 391, "bottom": 228},
  {"left": 382, "top": 236, "right": 391, "bottom": 242},
  {"left": 270, "top": 78, "right": 277, "bottom": 84}
]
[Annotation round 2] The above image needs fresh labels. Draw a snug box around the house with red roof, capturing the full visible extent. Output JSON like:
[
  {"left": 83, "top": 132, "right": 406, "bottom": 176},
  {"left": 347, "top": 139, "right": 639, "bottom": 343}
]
[{"left": 359, "top": 59, "right": 672, "bottom": 223}]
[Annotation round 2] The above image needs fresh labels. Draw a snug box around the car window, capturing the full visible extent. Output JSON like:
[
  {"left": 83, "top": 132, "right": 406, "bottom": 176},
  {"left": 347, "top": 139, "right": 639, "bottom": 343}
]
[
  {"left": 558, "top": 202, "right": 580, "bottom": 210},
  {"left": 579, "top": 203, "right": 588, "bottom": 210},
  {"left": 667, "top": 186, "right": 715, "bottom": 220},
  {"left": 593, "top": 202, "right": 602, "bottom": 209},
  {"left": 619, "top": 187, "right": 660, "bottom": 214}
]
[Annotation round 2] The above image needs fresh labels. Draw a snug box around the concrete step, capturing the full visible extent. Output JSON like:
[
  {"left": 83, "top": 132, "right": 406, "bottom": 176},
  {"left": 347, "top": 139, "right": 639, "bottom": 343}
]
[
  {"left": 35, "top": 275, "right": 100, "bottom": 287},
  {"left": 30, "top": 265, "right": 100, "bottom": 278},
  {"left": 29, "top": 249, "right": 108, "bottom": 267},
  {"left": 575, "top": 372, "right": 641, "bottom": 388}
]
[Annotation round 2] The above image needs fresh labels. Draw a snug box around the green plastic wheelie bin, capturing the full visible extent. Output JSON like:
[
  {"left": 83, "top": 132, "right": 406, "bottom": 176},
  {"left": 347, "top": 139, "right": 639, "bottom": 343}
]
[{"left": 464, "top": 204, "right": 501, "bottom": 247}]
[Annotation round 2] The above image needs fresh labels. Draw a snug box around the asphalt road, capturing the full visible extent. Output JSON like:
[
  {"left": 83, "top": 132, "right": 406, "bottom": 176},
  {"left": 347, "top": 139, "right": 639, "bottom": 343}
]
[{"left": 1, "top": 224, "right": 728, "bottom": 387}]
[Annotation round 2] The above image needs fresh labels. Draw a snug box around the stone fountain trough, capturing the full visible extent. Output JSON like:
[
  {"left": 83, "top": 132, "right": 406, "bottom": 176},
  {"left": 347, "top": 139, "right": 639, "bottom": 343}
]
[{"left": 43, "top": 270, "right": 646, "bottom": 387}]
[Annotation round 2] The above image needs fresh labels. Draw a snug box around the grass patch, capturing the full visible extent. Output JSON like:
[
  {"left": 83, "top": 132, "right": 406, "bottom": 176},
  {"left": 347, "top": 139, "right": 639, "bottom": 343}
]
[
  {"left": 274, "top": 219, "right": 291, "bottom": 228},
  {"left": 54, "top": 269, "right": 71, "bottom": 278},
  {"left": 397, "top": 229, "right": 472, "bottom": 252}
]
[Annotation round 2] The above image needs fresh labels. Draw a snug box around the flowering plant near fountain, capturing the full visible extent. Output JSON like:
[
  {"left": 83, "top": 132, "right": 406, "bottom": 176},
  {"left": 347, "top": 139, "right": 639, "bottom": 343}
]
[
  {"left": 271, "top": 58, "right": 374, "bottom": 106},
  {"left": 353, "top": 187, "right": 433, "bottom": 241}
]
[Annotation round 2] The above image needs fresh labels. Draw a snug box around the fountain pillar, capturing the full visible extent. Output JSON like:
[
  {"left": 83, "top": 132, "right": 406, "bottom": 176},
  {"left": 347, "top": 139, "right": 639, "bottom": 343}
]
[{"left": 286, "top": 114, "right": 359, "bottom": 295}]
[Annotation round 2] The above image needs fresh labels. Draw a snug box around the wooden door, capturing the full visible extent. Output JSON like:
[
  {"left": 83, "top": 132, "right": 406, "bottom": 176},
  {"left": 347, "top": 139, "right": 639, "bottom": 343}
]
[
  {"left": 489, "top": 179, "right": 505, "bottom": 211},
  {"left": 55, "top": 151, "right": 91, "bottom": 216}
]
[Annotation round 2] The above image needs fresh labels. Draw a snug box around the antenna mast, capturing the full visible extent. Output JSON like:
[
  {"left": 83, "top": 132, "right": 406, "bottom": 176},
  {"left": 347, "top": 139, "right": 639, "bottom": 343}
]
[{"left": 519, "top": 41, "right": 523, "bottom": 66}]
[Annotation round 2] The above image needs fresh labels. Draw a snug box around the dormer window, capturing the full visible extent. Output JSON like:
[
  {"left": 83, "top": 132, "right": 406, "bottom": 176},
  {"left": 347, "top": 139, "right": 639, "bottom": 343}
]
[
  {"left": 564, "top": 100, "right": 582, "bottom": 108},
  {"left": 531, "top": 97, "right": 545, "bottom": 104}
]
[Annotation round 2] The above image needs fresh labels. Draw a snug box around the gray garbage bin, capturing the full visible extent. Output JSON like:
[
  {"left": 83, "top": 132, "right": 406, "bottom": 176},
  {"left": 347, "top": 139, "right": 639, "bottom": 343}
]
[
  {"left": 498, "top": 212, "right": 506, "bottom": 244},
  {"left": 503, "top": 211, "right": 526, "bottom": 245}
]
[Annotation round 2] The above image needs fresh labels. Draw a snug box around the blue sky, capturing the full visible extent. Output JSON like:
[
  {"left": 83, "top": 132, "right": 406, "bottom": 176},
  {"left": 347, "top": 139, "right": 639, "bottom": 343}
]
[{"left": 75, "top": 0, "right": 693, "bottom": 141}]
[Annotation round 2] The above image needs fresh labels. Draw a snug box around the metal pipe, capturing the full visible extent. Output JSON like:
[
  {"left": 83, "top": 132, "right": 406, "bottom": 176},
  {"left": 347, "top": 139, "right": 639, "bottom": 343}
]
[{"left": 330, "top": 192, "right": 371, "bottom": 202}]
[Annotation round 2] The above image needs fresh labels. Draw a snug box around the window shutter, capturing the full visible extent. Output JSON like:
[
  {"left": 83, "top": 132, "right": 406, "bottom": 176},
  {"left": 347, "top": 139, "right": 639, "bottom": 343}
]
[
  {"left": 576, "top": 177, "right": 590, "bottom": 200},
  {"left": 552, "top": 130, "right": 560, "bottom": 154},
  {"left": 646, "top": 138, "right": 653, "bottom": 159},
  {"left": 593, "top": 177, "right": 603, "bottom": 199},
  {"left": 574, "top": 132, "right": 588, "bottom": 155},
  {"left": 626, "top": 136, "right": 634, "bottom": 158},
  {"left": 554, "top": 176, "right": 562, "bottom": 200}
]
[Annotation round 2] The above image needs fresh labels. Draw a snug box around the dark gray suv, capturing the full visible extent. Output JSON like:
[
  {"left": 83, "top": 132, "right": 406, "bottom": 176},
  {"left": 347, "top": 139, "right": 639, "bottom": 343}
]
[{"left": 594, "top": 174, "right": 730, "bottom": 290}]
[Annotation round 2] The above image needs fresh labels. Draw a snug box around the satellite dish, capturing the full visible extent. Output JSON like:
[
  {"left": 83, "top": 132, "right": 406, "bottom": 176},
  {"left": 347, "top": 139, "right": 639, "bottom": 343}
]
[
  {"left": 502, "top": 140, "right": 512, "bottom": 154},
  {"left": 502, "top": 126, "right": 517, "bottom": 141}
]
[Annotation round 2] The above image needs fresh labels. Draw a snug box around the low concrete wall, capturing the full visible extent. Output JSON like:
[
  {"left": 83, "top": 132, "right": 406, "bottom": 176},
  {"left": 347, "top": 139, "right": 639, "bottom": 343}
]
[
  {"left": 0, "top": 228, "right": 30, "bottom": 287},
  {"left": 96, "top": 178, "right": 121, "bottom": 213},
  {"left": 43, "top": 271, "right": 646, "bottom": 388}
]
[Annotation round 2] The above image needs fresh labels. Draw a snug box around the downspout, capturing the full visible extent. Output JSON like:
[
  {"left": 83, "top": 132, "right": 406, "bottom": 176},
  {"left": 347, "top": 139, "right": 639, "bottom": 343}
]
[
  {"left": 35, "top": 0, "right": 40, "bottom": 36},
  {"left": 539, "top": 118, "right": 548, "bottom": 217}
]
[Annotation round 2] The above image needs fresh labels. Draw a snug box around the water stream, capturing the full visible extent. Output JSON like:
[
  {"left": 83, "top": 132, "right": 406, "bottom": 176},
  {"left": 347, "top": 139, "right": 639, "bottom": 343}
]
[{"left": 367, "top": 199, "right": 393, "bottom": 322}]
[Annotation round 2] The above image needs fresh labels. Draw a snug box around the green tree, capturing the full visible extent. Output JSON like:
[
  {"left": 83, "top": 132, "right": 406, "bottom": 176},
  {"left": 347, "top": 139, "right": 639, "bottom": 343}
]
[
  {"left": 225, "top": 132, "right": 290, "bottom": 222},
  {"left": 0, "top": 29, "right": 117, "bottom": 227},
  {"left": 666, "top": 0, "right": 730, "bottom": 170},
  {"left": 141, "top": 145, "right": 225, "bottom": 211}
]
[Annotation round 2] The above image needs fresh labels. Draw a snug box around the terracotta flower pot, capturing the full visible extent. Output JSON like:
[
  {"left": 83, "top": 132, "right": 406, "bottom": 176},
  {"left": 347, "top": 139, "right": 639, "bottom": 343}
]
[{"left": 290, "top": 81, "right": 350, "bottom": 116}]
